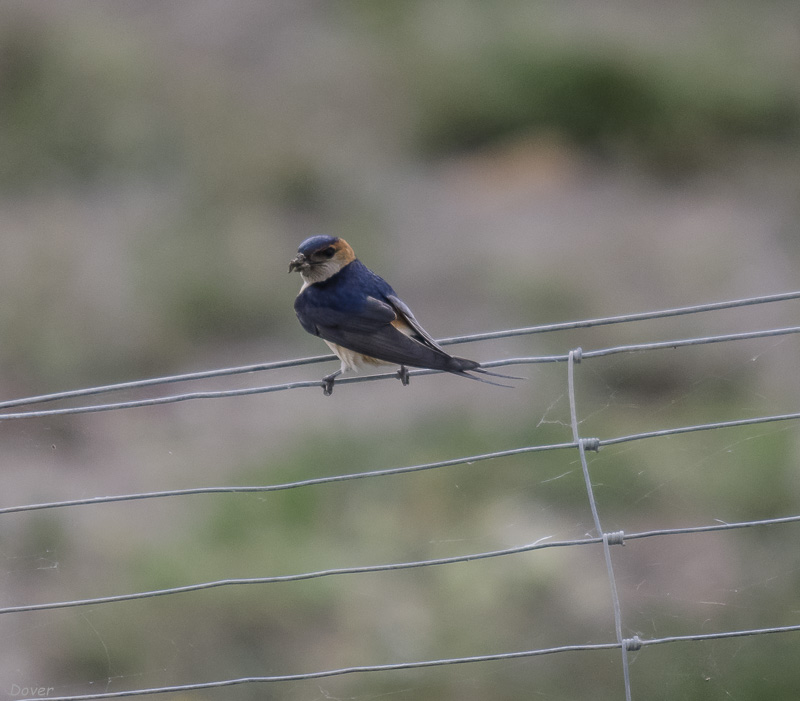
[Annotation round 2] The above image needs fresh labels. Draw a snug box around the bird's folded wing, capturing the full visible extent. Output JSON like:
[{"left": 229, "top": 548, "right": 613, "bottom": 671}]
[
  {"left": 385, "top": 294, "right": 447, "bottom": 352},
  {"left": 314, "top": 321, "right": 459, "bottom": 371},
  {"left": 296, "top": 290, "right": 459, "bottom": 370},
  {"left": 295, "top": 293, "right": 396, "bottom": 335}
]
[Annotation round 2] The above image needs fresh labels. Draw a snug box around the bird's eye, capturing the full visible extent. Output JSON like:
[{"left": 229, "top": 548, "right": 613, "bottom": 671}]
[{"left": 320, "top": 246, "right": 336, "bottom": 258}]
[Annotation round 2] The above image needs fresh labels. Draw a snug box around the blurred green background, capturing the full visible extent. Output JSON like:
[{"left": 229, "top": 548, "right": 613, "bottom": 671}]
[{"left": 1, "top": 1, "right": 799, "bottom": 699}]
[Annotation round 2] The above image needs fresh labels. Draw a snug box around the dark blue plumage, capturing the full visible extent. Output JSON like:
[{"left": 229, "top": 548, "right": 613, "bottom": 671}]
[
  {"left": 297, "top": 234, "right": 339, "bottom": 257},
  {"left": 295, "top": 258, "right": 477, "bottom": 371},
  {"left": 289, "top": 236, "right": 517, "bottom": 394},
  {"left": 295, "top": 259, "right": 394, "bottom": 329}
]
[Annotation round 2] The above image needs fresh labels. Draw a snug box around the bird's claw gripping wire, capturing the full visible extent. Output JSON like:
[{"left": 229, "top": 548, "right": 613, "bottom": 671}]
[
  {"left": 397, "top": 365, "right": 410, "bottom": 386},
  {"left": 322, "top": 370, "right": 341, "bottom": 396}
]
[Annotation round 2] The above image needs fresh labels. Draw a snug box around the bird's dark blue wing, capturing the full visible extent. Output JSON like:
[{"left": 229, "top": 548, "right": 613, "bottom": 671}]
[
  {"left": 294, "top": 260, "right": 475, "bottom": 372},
  {"left": 385, "top": 294, "right": 446, "bottom": 352},
  {"left": 314, "top": 318, "right": 474, "bottom": 372},
  {"left": 295, "top": 291, "right": 395, "bottom": 335}
]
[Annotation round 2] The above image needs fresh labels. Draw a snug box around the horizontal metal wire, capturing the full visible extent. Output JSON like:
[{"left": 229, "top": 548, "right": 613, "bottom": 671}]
[
  {"left": 0, "top": 442, "right": 576, "bottom": 515},
  {"left": 19, "top": 642, "right": 623, "bottom": 701},
  {"left": 16, "top": 623, "right": 800, "bottom": 701},
  {"left": 3, "top": 513, "right": 799, "bottom": 616},
  {"left": 438, "top": 289, "right": 800, "bottom": 344},
  {"left": 1, "top": 289, "right": 798, "bottom": 412},
  {"left": 2, "top": 409, "right": 798, "bottom": 516},
  {"left": 1, "top": 324, "right": 799, "bottom": 421},
  {"left": 6, "top": 291, "right": 800, "bottom": 701}
]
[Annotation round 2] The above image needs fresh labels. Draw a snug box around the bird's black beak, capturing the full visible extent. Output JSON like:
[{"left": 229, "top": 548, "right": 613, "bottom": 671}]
[{"left": 288, "top": 253, "right": 307, "bottom": 273}]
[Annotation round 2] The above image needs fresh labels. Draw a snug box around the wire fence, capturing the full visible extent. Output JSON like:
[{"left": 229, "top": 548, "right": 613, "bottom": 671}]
[{"left": 2, "top": 290, "right": 800, "bottom": 700}]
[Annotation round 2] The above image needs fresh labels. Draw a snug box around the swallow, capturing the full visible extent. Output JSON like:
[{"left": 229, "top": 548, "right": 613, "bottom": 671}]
[{"left": 289, "top": 235, "right": 517, "bottom": 395}]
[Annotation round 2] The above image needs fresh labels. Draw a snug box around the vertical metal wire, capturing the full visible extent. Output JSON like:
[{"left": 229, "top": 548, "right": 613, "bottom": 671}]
[{"left": 567, "top": 347, "right": 632, "bottom": 701}]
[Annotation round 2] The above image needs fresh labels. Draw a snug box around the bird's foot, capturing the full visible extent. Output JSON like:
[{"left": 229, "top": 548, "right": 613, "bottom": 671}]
[
  {"left": 397, "top": 365, "right": 410, "bottom": 386},
  {"left": 322, "top": 370, "right": 341, "bottom": 396}
]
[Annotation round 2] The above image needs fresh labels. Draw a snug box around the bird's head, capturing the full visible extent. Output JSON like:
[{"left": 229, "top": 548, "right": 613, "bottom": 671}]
[{"left": 288, "top": 235, "right": 356, "bottom": 284}]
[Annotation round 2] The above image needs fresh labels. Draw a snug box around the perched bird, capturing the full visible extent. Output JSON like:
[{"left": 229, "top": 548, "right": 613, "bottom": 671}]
[{"left": 289, "top": 235, "right": 516, "bottom": 395}]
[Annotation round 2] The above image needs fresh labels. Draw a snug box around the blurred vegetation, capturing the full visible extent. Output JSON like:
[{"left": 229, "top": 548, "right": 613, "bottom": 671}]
[
  {"left": 347, "top": 3, "right": 800, "bottom": 173},
  {"left": 0, "top": 19, "right": 180, "bottom": 189},
  {"left": 22, "top": 397, "right": 800, "bottom": 698},
  {"left": 1, "top": 2, "right": 799, "bottom": 700},
  {"left": 1, "top": 3, "right": 799, "bottom": 382},
  {"left": 409, "top": 45, "right": 799, "bottom": 172}
]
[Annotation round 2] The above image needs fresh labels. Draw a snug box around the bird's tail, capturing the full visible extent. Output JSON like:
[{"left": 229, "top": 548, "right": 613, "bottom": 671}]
[{"left": 448, "top": 357, "right": 524, "bottom": 388}]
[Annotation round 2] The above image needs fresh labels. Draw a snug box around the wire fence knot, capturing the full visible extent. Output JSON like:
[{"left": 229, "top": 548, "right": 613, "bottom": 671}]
[
  {"left": 569, "top": 347, "right": 583, "bottom": 363},
  {"left": 604, "top": 531, "right": 625, "bottom": 546},
  {"left": 623, "top": 635, "right": 643, "bottom": 652},
  {"left": 579, "top": 437, "right": 601, "bottom": 452}
]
